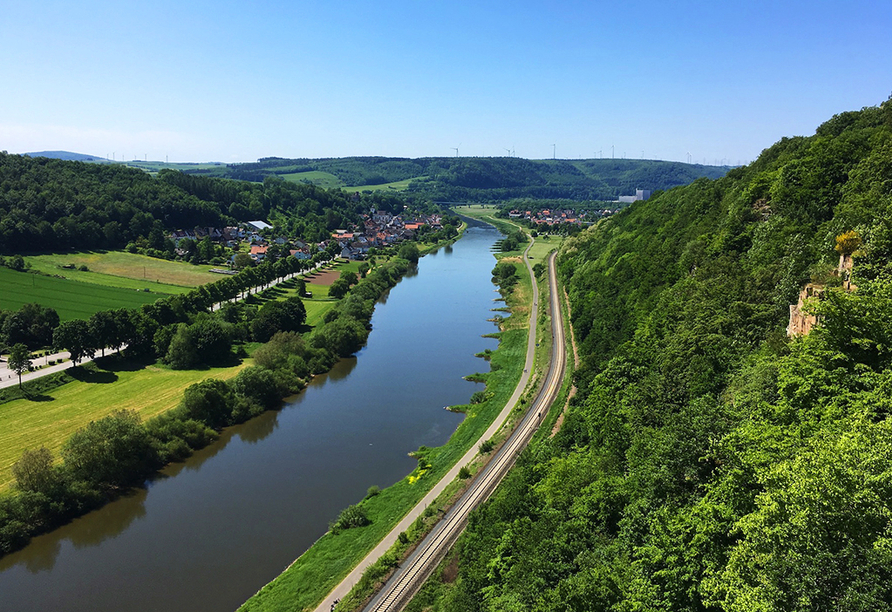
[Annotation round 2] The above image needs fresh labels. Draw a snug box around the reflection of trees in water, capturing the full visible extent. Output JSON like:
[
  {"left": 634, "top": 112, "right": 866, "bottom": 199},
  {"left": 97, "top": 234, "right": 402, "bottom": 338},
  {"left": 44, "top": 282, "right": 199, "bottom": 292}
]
[
  {"left": 237, "top": 410, "right": 280, "bottom": 444},
  {"left": 289, "top": 356, "right": 360, "bottom": 403},
  {"left": 70, "top": 488, "right": 148, "bottom": 549},
  {"left": 376, "top": 288, "right": 393, "bottom": 306},
  {"left": 0, "top": 532, "right": 61, "bottom": 574},
  {"left": 0, "top": 488, "right": 148, "bottom": 574},
  {"left": 325, "top": 357, "right": 358, "bottom": 382}
]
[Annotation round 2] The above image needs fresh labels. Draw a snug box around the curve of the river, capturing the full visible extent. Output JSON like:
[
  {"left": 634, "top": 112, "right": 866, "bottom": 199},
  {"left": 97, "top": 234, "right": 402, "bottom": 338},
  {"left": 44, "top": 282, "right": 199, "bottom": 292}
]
[{"left": 0, "top": 221, "right": 501, "bottom": 612}]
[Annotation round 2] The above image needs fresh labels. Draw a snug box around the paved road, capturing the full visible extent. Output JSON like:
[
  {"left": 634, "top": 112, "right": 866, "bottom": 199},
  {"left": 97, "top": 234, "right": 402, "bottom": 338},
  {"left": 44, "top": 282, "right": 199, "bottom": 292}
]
[
  {"left": 312, "top": 240, "right": 544, "bottom": 612},
  {"left": 0, "top": 350, "right": 76, "bottom": 390},
  {"left": 0, "top": 260, "right": 335, "bottom": 391},
  {"left": 361, "top": 249, "right": 566, "bottom": 612}
]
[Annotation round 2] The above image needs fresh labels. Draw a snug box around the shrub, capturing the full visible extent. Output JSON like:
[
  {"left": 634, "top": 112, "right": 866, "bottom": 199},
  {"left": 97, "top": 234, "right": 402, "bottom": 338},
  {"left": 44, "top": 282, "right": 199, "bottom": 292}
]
[
  {"left": 469, "top": 390, "right": 487, "bottom": 404},
  {"left": 180, "top": 379, "right": 234, "bottom": 428},
  {"left": 479, "top": 438, "right": 495, "bottom": 453},
  {"left": 331, "top": 503, "right": 371, "bottom": 534},
  {"left": 62, "top": 410, "right": 158, "bottom": 488}
]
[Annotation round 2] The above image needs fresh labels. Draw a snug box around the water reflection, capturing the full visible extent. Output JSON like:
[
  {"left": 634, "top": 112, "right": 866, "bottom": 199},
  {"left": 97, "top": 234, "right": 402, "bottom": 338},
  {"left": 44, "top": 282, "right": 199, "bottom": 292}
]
[
  {"left": 0, "top": 488, "right": 148, "bottom": 574},
  {"left": 236, "top": 409, "right": 280, "bottom": 444}
]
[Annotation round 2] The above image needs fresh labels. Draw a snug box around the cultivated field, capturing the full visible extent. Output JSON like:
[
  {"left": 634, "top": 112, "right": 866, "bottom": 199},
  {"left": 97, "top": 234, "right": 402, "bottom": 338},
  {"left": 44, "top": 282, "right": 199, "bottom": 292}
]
[
  {"left": 342, "top": 177, "right": 419, "bottom": 193},
  {"left": 0, "top": 359, "right": 250, "bottom": 491},
  {"left": 281, "top": 170, "right": 344, "bottom": 189},
  {"left": 0, "top": 267, "right": 162, "bottom": 321},
  {"left": 24, "top": 251, "right": 221, "bottom": 290}
]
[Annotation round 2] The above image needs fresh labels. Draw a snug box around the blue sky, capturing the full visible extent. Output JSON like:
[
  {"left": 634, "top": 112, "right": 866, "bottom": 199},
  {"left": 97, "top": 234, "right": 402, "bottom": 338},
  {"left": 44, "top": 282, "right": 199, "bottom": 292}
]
[{"left": 2, "top": 0, "right": 890, "bottom": 163}]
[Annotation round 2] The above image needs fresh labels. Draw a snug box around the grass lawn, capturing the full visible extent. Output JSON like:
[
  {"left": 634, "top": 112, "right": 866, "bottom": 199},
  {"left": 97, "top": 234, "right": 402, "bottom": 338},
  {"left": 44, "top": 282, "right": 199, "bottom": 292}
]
[
  {"left": 0, "top": 357, "right": 251, "bottom": 491},
  {"left": 24, "top": 251, "right": 221, "bottom": 290},
  {"left": 0, "top": 267, "right": 163, "bottom": 321}
]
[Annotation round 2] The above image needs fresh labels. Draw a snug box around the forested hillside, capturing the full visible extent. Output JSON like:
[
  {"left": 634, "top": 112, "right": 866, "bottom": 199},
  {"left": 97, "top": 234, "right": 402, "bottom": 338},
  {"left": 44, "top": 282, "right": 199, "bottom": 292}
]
[
  {"left": 417, "top": 99, "right": 892, "bottom": 612},
  {"left": 0, "top": 154, "right": 403, "bottom": 254},
  {"left": 186, "top": 156, "right": 728, "bottom": 202}
]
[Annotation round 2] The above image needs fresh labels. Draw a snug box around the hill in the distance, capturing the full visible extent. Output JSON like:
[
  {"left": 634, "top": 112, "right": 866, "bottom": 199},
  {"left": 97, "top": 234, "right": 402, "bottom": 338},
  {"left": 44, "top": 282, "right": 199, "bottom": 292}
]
[
  {"left": 16, "top": 151, "right": 731, "bottom": 202},
  {"left": 181, "top": 156, "right": 731, "bottom": 202},
  {"left": 24, "top": 151, "right": 108, "bottom": 162}
]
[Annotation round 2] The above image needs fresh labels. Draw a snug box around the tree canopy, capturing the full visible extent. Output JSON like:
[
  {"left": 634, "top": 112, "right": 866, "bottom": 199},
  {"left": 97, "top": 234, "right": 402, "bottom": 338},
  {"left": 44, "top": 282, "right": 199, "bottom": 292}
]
[{"left": 422, "top": 97, "right": 892, "bottom": 612}]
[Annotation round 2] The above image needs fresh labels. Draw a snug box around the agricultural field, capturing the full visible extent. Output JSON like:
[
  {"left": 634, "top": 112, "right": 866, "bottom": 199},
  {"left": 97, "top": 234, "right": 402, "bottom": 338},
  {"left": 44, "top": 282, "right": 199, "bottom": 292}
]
[
  {"left": 24, "top": 251, "right": 221, "bottom": 290},
  {"left": 281, "top": 170, "right": 344, "bottom": 189},
  {"left": 0, "top": 267, "right": 162, "bottom": 321},
  {"left": 0, "top": 358, "right": 251, "bottom": 491},
  {"left": 342, "top": 177, "right": 419, "bottom": 193},
  {"left": 119, "top": 160, "right": 228, "bottom": 175}
]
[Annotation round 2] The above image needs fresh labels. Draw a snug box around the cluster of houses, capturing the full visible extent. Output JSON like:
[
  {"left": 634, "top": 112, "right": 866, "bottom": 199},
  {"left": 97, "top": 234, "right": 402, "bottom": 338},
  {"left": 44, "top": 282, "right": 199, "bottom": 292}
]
[
  {"left": 327, "top": 210, "right": 442, "bottom": 259},
  {"left": 507, "top": 208, "right": 595, "bottom": 225},
  {"left": 168, "top": 212, "right": 442, "bottom": 266}
]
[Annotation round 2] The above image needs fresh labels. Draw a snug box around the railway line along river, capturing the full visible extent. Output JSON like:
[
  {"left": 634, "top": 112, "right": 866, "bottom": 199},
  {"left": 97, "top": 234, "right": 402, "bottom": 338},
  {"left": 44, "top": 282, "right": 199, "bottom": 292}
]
[{"left": 0, "top": 220, "right": 502, "bottom": 612}]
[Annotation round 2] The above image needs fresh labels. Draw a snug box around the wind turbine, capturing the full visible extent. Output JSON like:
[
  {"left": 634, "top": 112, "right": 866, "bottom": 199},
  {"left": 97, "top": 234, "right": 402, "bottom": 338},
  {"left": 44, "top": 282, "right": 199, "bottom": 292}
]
[
  {"left": 451, "top": 143, "right": 460, "bottom": 157},
  {"left": 504, "top": 148, "right": 512, "bottom": 157},
  {"left": 552, "top": 144, "right": 556, "bottom": 159}
]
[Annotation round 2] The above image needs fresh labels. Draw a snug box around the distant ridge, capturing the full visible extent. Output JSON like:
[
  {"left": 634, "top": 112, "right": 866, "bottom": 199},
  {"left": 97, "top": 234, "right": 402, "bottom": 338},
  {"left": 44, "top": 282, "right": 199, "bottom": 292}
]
[{"left": 23, "top": 151, "right": 106, "bottom": 162}]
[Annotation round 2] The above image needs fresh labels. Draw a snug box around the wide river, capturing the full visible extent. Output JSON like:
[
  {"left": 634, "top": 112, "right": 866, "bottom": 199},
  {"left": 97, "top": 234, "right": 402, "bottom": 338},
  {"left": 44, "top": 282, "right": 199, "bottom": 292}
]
[{"left": 0, "top": 220, "right": 501, "bottom": 612}]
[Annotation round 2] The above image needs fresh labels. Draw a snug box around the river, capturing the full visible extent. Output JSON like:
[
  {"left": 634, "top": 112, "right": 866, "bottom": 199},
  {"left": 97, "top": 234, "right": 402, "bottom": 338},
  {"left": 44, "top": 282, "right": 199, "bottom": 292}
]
[{"left": 0, "top": 221, "right": 501, "bottom": 612}]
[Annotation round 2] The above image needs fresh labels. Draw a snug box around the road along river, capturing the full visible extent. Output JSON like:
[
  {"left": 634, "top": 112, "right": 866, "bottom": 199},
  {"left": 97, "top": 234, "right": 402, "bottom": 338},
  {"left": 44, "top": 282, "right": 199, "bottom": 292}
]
[{"left": 0, "top": 221, "right": 502, "bottom": 612}]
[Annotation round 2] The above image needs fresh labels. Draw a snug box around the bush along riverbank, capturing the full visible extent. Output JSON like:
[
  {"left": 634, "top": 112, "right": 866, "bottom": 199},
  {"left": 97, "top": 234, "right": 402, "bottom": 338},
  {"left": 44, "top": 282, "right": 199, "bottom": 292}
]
[
  {"left": 0, "top": 256, "right": 415, "bottom": 557},
  {"left": 237, "top": 246, "right": 534, "bottom": 612}
]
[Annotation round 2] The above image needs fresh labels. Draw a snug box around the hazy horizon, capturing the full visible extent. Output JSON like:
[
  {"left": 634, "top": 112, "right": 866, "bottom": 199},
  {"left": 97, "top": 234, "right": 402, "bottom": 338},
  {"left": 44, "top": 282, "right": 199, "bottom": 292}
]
[{"left": 3, "top": 0, "right": 890, "bottom": 164}]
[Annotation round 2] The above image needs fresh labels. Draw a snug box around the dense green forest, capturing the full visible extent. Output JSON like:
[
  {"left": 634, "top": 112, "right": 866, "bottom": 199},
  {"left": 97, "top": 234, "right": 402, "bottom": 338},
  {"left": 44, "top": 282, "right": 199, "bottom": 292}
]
[
  {"left": 0, "top": 154, "right": 407, "bottom": 254},
  {"left": 182, "top": 156, "right": 728, "bottom": 202},
  {"left": 412, "top": 99, "right": 892, "bottom": 612}
]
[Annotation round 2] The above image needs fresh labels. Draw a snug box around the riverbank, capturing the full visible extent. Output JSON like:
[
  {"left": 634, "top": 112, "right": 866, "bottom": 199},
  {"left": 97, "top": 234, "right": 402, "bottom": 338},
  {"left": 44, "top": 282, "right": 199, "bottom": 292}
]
[
  {"left": 238, "top": 220, "right": 552, "bottom": 612},
  {"left": 0, "top": 226, "right": 493, "bottom": 612}
]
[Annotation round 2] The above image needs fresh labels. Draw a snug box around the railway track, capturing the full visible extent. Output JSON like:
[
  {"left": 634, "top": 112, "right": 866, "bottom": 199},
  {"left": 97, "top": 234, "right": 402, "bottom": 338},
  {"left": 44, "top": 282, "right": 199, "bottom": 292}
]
[{"left": 362, "top": 250, "right": 566, "bottom": 612}]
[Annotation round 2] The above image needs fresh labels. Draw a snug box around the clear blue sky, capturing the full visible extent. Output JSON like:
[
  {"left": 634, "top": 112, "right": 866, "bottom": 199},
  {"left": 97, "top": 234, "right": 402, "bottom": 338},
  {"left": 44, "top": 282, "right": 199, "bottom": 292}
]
[{"left": 2, "top": 0, "right": 890, "bottom": 164}]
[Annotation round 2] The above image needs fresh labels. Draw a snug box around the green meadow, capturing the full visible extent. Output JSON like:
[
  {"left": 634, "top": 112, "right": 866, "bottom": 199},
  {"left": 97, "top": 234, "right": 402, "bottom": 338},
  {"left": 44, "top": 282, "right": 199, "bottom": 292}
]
[
  {"left": 342, "top": 177, "right": 420, "bottom": 193},
  {"left": 0, "top": 268, "right": 162, "bottom": 321},
  {"left": 24, "top": 251, "right": 221, "bottom": 290},
  {"left": 281, "top": 170, "right": 345, "bottom": 189},
  {"left": 0, "top": 359, "right": 251, "bottom": 491}
]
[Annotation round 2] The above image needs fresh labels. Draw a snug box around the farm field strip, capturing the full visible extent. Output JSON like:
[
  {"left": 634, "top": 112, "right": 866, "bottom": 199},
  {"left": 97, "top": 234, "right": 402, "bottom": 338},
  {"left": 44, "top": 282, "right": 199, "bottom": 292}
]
[
  {"left": 0, "top": 268, "right": 161, "bottom": 321},
  {"left": 24, "top": 251, "right": 221, "bottom": 288}
]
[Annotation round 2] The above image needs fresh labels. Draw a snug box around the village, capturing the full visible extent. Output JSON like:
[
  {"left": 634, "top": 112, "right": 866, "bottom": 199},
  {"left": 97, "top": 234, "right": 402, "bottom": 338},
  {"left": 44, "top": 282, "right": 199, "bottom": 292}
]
[
  {"left": 506, "top": 207, "right": 621, "bottom": 226},
  {"left": 167, "top": 209, "right": 444, "bottom": 267}
]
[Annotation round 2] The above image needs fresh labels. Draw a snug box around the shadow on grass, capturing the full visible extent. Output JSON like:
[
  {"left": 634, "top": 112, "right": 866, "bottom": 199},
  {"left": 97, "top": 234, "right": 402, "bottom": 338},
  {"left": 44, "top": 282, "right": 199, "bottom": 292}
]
[
  {"left": 95, "top": 354, "right": 154, "bottom": 373},
  {"left": 23, "top": 392, "right": 54, "bottom": 402},
  {"left": 68, "top": 367, "right": 118, "bottom": 384}
]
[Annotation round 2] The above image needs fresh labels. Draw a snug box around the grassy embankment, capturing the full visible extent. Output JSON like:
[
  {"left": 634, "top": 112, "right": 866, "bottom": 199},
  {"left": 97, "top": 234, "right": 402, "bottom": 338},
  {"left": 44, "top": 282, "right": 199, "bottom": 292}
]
[
  {"left": 398, "top": 206, "right": 575, "bottom": 612},
  {"left": 238, "top": 222, "right": 540, "bottom": 612},
  {"left": 404, "top": 260, "right": 577, "bottom": 612}
]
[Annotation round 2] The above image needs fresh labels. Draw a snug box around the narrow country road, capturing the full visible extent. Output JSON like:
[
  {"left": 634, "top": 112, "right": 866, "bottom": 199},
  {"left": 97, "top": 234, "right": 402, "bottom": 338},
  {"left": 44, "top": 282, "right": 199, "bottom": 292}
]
[{"left": 360, "top": 249, "right": 566, "bottom": 612}]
